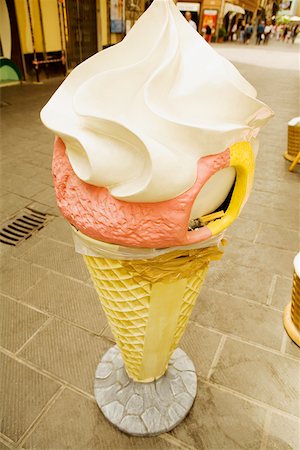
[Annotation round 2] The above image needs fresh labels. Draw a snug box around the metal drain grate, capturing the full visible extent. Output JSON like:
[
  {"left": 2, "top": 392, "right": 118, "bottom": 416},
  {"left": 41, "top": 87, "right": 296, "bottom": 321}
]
[{"left": 0, "top": 208, "right": 53, "bottom": 246}]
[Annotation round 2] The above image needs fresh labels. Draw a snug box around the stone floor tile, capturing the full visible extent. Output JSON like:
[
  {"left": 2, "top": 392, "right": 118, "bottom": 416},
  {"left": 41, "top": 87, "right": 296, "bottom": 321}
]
[
  {"left": 31, "top": 187, "right": 57, "bottom": 208},
  {"left": 19, "top": 319, "right": 112, "bottom": 394},
  {"left": 255, "top": 224, "right": 300, "bottom": 252},
  {"left": 248, "top": 189, "right": 300, "bottom": 212},
  {"left": 179, "top": 322, "right": 222, "bottom": 379},
  {"left": 271, "top": 276, "right": 293, "bottom": 310},
  {"left": 0, "top": 193, "right": 30, "bottom": 222},
  {"left": 254, "top": 161, "right": 292, "bottom": 182},
  {"left": 224, "top": 240, "right": 296, "bottom": 278},
  {"left": 254, "top": 176, "right": 300, "bottom": 199},
  {"left": 22, "top": 239, "right": 90, "bottom": 282},
  {"left": 192, "top": 288, "right": 283, "bottom": 350},
  {"left": 171, "top": 382, "right": 266, "bottom": 449},
  {"left": 22, "top": 388, "right": 176, "bottom": 450},
  {"left": 240, "top": 203, "right": 299, "bottom": 232},
  {"left": 204, "top": 261, "right": 273, "bottom": 304},
  {"left": 0, "top": 174, "right": 48, "bottom": 200},
  {"left": 0, "top": 352, "right": 60, "bottom": 443},
  {"left": 27, "top": 201, "right": 60, "bottom": 217},
  {"left": 31, "top": 133, "right": 54, "bottom": 155},
  {"left": 0, "top": 440, "right": 13, "bottom": 450},
  {"left": 0, "top": 189, "right": 10, "bottom": 197},
  {"left": 266, "top": 413, "right": 300, "bottom": 450},
  {"left": 285, "top": 338, "right": 300, "bottom": 359},
  {"left": 211, "top": 339, "right": 300, "bottom": 416},
  {"left": 101, "top": 324, "right": 115, "bottom": 342},
  {"left": 225, "top": 217, "right": 260, "bottom": 242},
  {"left": 38, "top": 217, "right": 73, "bottom": 245},
  {"left": 0, "top": 295, "right": 48, "bottom": 353},
  {"left": 1, "top": 160, "right": 53, "bottom": 187},
  {"left": 0, "top": 236, "right": 43, "bottom": 259},
  {"left": 20, "top": 152, "right": 53, "bottom": 170},
  {"left": 0, "top": 257, "right": 46, "bottom": 298},
  {"left": 21, "top": 272, "right": 107, "bottom": 334}
]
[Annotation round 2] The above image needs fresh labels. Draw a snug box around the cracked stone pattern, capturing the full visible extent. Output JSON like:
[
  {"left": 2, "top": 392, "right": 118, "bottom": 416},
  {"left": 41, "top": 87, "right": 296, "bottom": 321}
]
[{"left": 94, "top": 345, "right": 197, "bottom": 436}]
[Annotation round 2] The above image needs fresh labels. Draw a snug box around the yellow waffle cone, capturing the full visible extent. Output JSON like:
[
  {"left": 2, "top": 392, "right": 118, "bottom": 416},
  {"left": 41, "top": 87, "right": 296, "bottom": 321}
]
[{"left": 84, "top": 245, "right": 223, "bottom": 382}]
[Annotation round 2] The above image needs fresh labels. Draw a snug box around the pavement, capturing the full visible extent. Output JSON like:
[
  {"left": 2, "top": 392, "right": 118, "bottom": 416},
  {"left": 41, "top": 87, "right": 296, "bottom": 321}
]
[
  {"left": 211, "top": 40, "right": 300, "bottom": 71},
  {"left": 0, "top": 41, "right": 300, "bottom": 450}
]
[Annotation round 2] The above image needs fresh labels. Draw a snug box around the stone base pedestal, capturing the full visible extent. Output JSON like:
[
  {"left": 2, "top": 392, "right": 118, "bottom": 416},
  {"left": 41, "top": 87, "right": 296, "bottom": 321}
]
[{"left": 94, "top": 345, "right": 197, "bottom": 436}]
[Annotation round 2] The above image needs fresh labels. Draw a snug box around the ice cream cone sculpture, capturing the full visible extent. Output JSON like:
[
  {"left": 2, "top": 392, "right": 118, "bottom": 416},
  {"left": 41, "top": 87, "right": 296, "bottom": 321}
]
[
  {"left": 283, "top": 253, "right": 300, "bottom": 347},
  {"left": 41, "top": 0, "right": 273, "bottom": 436},
  {"left": 83, "top": 245, "right": 223, "bottom": 382}
]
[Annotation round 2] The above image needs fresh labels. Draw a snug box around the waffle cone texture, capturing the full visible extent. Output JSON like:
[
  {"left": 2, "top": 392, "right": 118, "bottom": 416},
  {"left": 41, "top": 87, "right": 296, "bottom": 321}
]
[{"left": 84, "top": 246, "right": 224, "bottom": 382}]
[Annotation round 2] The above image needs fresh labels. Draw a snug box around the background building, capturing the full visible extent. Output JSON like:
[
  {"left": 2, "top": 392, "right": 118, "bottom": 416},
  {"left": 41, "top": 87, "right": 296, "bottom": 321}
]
[{"left": 0, "top": 0, "right": 281, "bottom": 84}]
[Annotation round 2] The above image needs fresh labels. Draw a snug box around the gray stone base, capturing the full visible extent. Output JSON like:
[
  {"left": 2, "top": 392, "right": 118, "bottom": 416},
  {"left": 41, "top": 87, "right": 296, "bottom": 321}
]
[{"left": 94, "top": 345, "right": 197, "bottom": 436}]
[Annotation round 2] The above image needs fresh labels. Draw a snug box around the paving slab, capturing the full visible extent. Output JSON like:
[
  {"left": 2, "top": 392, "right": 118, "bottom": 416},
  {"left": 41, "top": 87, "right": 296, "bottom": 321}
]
[
  {"left": 271, "top": 276, "right": 293, "bottom": 310},
  {"left": 255, "top": 223, "right": 300, "bottom": 253},
  {"left": 179, "top": 321, "right": 222, "bottom": 379},
  {"left": 22, "top": 238, "right": 90, "bottom": 282},
  {"left": 0, "top": 352, "right": 60, "bottom": 443},
  {"left": 192, "top": 288, "right": 283, "bottom": 350},
  {"left": 241, "top": 202, "right": 299, "bottom": 232},
  {"left": 20, "top": 272, "right": 107, "bottom": 334},
  {"left": 223, "top": 240, "right": 296, "bottom": 278},
  {"left": 285, "top": 338, "right": 300, "bottom": 360},
  {"left": 0, "top": 440, "right": 14, "bottom": 450},
  {"left": 204, "top": 261, "right": 273, "bottom": 304},
  {"left": 266, "top": 413, "right": 300, "bottom": 450},
  {"left": 32, "top": 186, "right": 58, "bottom": 208},
  {"left": 38, "top": 217, "right": 74, "bottom": 245},
  {"left": 0, "top": 257, "right": 47, "bottom": 298},
  {"left": 22, "top": 389, "right": 179, "bottom": 450},
  {"left": 171, "top": 382, "right": 266, "bottom": 450},
  {"left": 247, "top": 189, "right": 300, "bottom": 211},
  {"left": 225, "top": 217, "right": 260, "bottom": 242},
  {"left": 18, "top": 318, "right": 112, "bottom": 394},
  {"left": 0, "top": 173, "right": 48, "bottom": 199},
  {"left": 211, "top": 338, "right": 300, "bottom": 417},
  {"left": 0, "top": 294, "right": 48, "bottom": 353},
  {"left": 0, "top": 193, "right": 30, "bottom": 222}
]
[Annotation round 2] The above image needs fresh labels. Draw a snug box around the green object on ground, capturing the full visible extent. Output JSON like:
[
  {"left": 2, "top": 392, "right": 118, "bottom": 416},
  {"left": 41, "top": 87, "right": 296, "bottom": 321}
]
[{"left": 0, "top": 57, "right": 22, "bottom": 82}]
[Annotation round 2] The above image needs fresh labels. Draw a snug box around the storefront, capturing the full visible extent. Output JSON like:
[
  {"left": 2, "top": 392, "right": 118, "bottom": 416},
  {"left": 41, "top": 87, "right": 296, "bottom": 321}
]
[
  {"left": 222, "top": 2, "right": 246, "bottom": 35},
  {"left": 201, "top": 9, "right": 218, "bottom": 34}
]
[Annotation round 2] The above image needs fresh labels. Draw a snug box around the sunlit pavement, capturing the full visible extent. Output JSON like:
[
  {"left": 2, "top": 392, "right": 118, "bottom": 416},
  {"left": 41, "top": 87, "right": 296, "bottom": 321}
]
[
  {"left": 0, "top": 41, "right": 299, "bottom": 450},
  {"left": 212, "top": 39, "right": 299, "bottom": 71}
]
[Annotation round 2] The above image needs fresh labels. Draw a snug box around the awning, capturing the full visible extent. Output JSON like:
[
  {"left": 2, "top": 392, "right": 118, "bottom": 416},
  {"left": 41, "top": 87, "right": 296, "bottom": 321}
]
[{"left": 224, "top": 3, "right": 245, "bottom": 16}]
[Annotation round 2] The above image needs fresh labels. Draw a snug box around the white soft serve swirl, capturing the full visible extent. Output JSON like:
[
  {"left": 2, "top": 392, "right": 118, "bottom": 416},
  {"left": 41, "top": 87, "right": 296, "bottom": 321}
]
[{"left": 41, "top": 0, "right": 273, "bottom": 219}]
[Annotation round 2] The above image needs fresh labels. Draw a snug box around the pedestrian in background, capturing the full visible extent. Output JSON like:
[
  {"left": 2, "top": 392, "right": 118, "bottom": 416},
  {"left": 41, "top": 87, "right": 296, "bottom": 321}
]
[
  {"left": 285, "top": 28, "right": 292, "bottom": 43},
  {"left": 291, "top": 25, "right": 299, "bottom": 44},
  {"left": 256, "top": 21, "right": 264, "bottom": 44},
  {"left": 230, "top": 23, "right": 238, "bottom": 41},
  {"left": 204, "top": 24, "right": 212, "bottom": 43},
  {"left": 282, "top": 26, "right": 288, "bottom": 41},
  {"left": 275, "top": 25, "right": 281, "bottom": 40},
  {"left": 245, "top": 23, "right": 253, "bottom": 44},
  {"left": 185, "top": 11, "right": 197, "bottom": 30},
  {"left": 264, "top": 23, "right": 272, "bottom": 44},
  {"left": 239, "top": 21, "right": 246, "bottom": 43}
]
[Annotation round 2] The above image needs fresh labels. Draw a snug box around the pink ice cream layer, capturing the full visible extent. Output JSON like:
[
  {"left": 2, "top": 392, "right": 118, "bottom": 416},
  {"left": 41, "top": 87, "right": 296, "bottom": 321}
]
[{"left": 53, "top": 137, "right": 230, "bottom": 248}]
